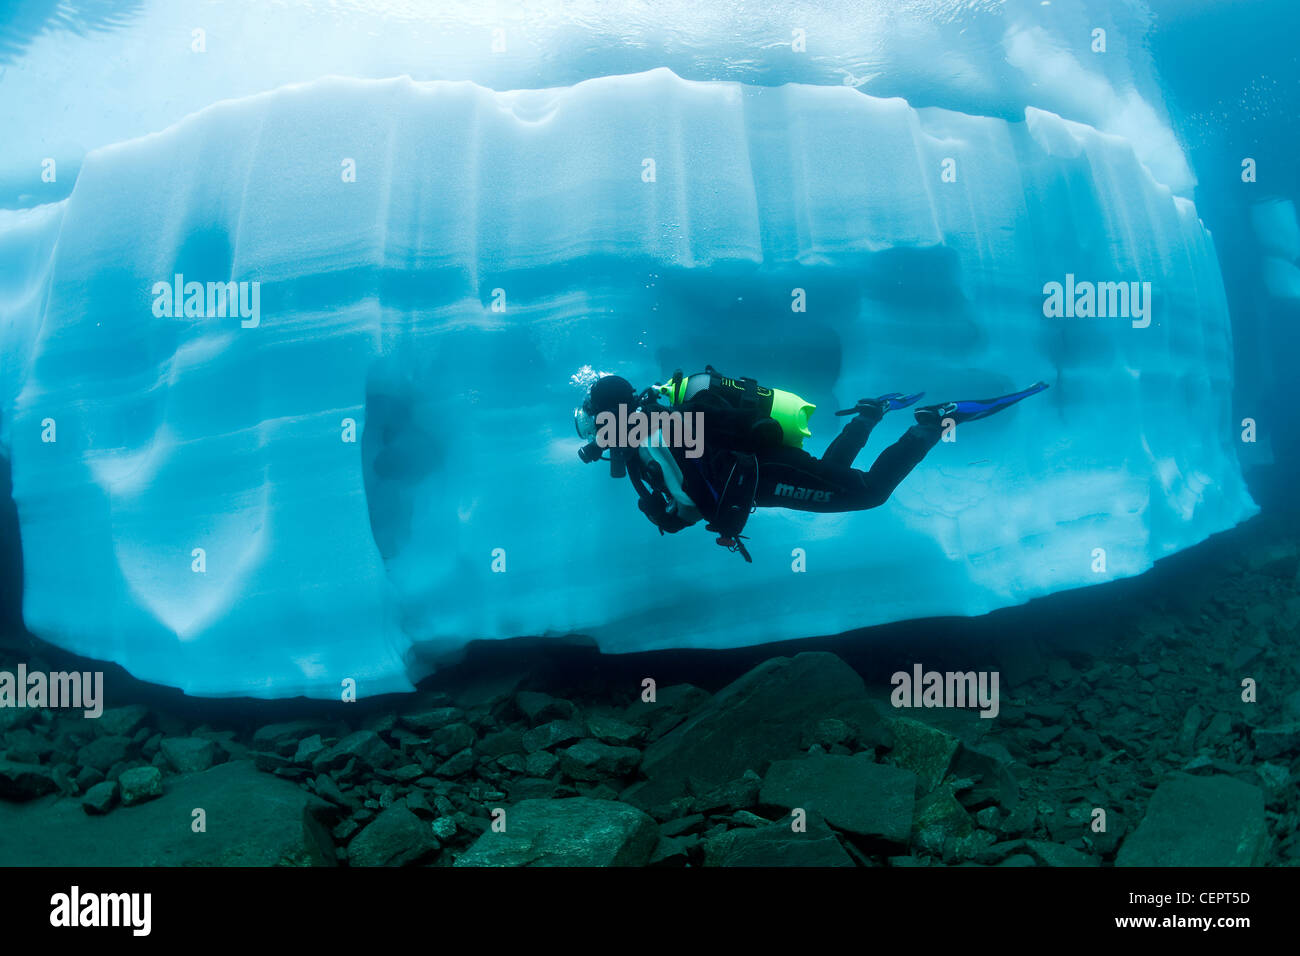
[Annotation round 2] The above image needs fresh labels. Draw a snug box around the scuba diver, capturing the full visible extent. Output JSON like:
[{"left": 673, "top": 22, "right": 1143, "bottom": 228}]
[{"left": 574, "top": 366, "right": 1048, "bottom": 562}]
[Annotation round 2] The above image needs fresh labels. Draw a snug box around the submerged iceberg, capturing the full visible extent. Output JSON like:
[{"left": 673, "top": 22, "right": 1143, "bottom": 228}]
[{"left": 0, "top": 69, "right": 1256, "bottom": 697}]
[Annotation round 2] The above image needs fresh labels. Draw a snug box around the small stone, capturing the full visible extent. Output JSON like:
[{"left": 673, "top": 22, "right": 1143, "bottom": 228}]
[
  {"left": 496, "top": 754, "right": 526, "bottom": 774},
  {"left": 118, "top": 766, "right": 164, "bottom": 806},
  {"left": 435, "top": 747, "right": 476, "bottom": 778},
  {"left": 405, "top": 790, "right": 436, "bottom": 816},
  {"left": 431, "top": 816, "right": 457, "bottom": 841},
  {"left": 1177, "top": 705, "right": 1203, "bottom": 754},
  {"left": 74, "top": 766, "right": 105, "bottom": 792},
  {"left": 523, "top": 750, "right": 559, "bottom": 778},
  {"left": 649, "top": 835, "right": 695, "bottom": 867},
  {"left": 82, "top": 780, "right": 119, "bottom": 815},
  {"left": 1197, "top": 711, "right": 1234, "bottom": 750}
]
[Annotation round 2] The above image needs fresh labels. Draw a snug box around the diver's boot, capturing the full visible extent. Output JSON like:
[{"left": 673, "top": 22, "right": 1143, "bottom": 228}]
[{"left": 914, "top": 381, "right": 1049, "bottom": 428}]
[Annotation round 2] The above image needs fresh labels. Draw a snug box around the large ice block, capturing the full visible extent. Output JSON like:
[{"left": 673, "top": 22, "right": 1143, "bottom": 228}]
[{"left": 0, "top": 70, "right": 1255, "bottom": 697}]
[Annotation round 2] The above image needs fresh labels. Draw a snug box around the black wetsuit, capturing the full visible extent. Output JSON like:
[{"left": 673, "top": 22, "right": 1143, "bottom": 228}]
[
  {"left": 628, "top": 392, "right": 942, "bottom": 537},
  {"left": 752, "top": 412, "right": 941, "bottom": 512}
]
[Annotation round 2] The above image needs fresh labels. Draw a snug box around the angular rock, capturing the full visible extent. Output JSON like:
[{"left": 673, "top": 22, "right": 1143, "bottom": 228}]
[
  {"left": 252, "top": 720, "right": 337, "bottom": 755},
  {"left": 585, "top": 714, "right": 644, "bottom": 747},
  {"left": 759, "top": 754, "right": 915, "bottom": 847},
  {"left": 692, "top": 770, "right": 761, "bottom": 813},
  {"left": 624, "top": 684, "right": 711, "bottom": 741},
  {"left": 434, "top": 747, "right": 476, "bottom": 778},
  {"left": 159, "top": 737, "right": 218, "bottom": 774},
  {"left": 478, "top": 729, "right": 526, "bottom": 757},
  {"left": 399, "top": 707, "right": 463, "bottom": 734},
  {"left": 118, "top": 766, "right": 164, "bottom": 806},
  {"left": 455, "top": 798, "right": 658, "bottom": 867},
  {"left": 1252, "top": 722, "right": 1300, "bottom": 760},
  {"left": 311, "top": 730, "right": 394, "bottom": 773},
  {"left": 95, "top": 705, "right": 150, "bottom": 738},
  {"left": 431, "top": 722, "right": 476, "bottom": 757},
  {"left": 293, "top": 735, "right": 326, "bottom": 765},
  {"left": 348, "top": 806, "right": 438, "bottom": 866},
  {"left": 514, "top": 692, "right": 576, "bottom": 725},
  {"left": 312, "top": 774, "right": 352, "bottom": 808},
  {"left": 913, "top": 786, "right": 973, "bottom": 856},
  {"left": 525, "top": 751, "right": 559, "bottom": 778},
  {"left": 521, "top": 719, "right": 586, "bottom": 754},
  {"left": 704, "top": 816, "right": 855, "bottom": 867},
  {"left": 558, "top": 740, "right": 641, "bottom": 781},
  {"left": 81, "top": 780, "right": 119, "bottom": 815},
  {"left": 1117, "top": 774, "right": 1268, "bottom": 867},
  {"left": 1024, "top": 840, "right": 1099, "bottom": 867},
  {"left": 950, "top": 739, "right": 1020, "bottom": 810},
  {"left": 649, "top": 834, "right": 696, "bottom": 867},
  {"left": 75, "top": 735, "right": 133, "bottom": 773},
  {"left": 635, "top": 654, "right": 880, "bottom": 806},
  {"left": 887, "top": 717, "right": 960, "bottom": 792},
  {"left": 1197, "top": 711, "right": 1234, "bottom": 750}
]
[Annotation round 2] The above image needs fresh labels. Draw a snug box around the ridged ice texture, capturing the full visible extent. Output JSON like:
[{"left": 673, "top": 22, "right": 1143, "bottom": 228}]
[{"left": 0, "top": 70, "right": 1256, "bottom": 697}]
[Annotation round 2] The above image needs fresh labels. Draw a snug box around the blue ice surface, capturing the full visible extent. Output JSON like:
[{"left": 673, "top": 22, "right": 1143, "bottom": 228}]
[{"left": 0, "top": 66, "right": 1257, "bottom": 697}]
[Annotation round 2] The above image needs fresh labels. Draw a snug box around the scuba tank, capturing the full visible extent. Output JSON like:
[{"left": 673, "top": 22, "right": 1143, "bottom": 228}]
[{"left": 650, "top": 365, "right": 816, "bottom": 448}]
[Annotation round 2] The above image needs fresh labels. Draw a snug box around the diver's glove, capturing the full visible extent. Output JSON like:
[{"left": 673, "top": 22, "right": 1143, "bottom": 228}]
[{"left": 638, "top": 495, "right": 690, "bottom": 534}]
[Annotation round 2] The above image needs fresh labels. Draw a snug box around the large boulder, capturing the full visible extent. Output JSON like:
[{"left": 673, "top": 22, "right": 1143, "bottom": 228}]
[
  {"left": 759, "top": 753, "right": 916, "bottom": 848},
  {"left": 0, "top": 760, "right": 335, "bottom": 866},
  {"left": 455, "top": 798, "right": 658, "bottom": 867},
  {"left": 347, "top": 806, "right": 438, "bottom": 866},
  {"left": 1116, "top": 774, "right": 1268, "bottom": 867},
  {"left": 631, "top": 653, "right": 880, "bottom": 807}
]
